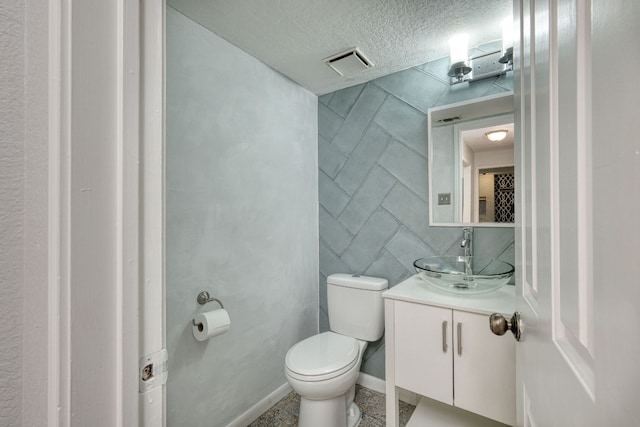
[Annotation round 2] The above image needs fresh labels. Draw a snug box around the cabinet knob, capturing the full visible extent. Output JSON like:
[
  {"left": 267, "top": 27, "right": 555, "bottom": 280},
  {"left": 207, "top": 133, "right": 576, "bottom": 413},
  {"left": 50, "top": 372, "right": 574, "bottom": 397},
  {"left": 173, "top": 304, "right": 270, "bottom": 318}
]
[{"left": 489, "top": 312, "right": 522, "bottom": 341}]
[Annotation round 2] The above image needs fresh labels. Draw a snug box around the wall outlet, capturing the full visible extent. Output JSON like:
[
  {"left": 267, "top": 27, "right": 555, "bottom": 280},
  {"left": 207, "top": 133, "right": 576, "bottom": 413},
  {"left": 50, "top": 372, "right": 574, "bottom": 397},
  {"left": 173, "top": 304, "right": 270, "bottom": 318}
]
[{"left": 438, "top": 193, "right": 451, "bottom": 205}]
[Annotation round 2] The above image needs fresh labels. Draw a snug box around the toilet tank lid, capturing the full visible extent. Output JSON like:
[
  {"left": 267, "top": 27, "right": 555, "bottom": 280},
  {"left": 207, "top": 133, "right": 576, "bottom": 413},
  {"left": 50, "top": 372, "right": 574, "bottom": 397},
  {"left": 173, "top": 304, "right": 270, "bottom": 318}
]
[{"left": 327, "top": 274, "right": 388, "bottom": 291}]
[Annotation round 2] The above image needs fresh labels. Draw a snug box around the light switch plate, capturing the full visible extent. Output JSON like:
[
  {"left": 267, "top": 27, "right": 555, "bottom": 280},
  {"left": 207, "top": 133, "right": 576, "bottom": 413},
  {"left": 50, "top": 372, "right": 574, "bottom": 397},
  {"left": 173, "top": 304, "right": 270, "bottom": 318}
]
[{"left": 438, "top": 193, "right": 451, "bottom": 205}]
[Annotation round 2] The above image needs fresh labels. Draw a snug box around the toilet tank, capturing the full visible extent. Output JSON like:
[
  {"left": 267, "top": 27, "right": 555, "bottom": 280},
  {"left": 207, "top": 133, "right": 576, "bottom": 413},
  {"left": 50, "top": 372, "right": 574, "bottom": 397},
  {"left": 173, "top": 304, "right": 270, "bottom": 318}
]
[{"left": 327, "top": 274, "right": 388, "bottom": 342}]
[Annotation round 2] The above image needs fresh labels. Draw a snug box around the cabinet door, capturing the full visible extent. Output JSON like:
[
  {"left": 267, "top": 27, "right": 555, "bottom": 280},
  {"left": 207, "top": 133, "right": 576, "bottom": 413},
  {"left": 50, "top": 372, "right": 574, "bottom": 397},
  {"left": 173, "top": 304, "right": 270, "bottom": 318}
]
[
  {"left": 453, "top": 310, "right": 515, "bottom": 425},
  {"left": 394, "top": 301, "right": 453, "bottom": 405}
]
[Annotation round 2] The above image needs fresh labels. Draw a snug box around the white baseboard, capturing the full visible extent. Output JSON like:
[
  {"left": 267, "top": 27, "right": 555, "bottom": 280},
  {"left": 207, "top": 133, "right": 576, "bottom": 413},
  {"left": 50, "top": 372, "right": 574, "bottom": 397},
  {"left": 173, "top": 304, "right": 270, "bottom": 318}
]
[
  {"left": 356, "top": 372, "right": 385, "bottom": 394},
  {"left": 357, "top": 372, "right": 419, "bottom": 406},
  {"left": 226, "top": 382, "right": 293, "bottom": 427}
]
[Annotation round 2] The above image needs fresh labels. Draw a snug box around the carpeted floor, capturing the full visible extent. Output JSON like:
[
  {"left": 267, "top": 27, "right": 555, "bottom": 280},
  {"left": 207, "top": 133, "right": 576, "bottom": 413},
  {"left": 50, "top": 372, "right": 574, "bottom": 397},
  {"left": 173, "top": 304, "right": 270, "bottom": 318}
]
[{"left": 248, "top": 384, "right": 415, "bottom": 426}]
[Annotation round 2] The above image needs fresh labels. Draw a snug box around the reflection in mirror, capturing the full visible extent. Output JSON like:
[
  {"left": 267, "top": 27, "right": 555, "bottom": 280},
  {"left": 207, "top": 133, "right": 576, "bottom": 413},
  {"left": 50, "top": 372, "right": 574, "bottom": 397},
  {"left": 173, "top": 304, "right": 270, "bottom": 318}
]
[
  {"left": 477, "top": 166, "right": 514, "bottom": 222},
  {"left": 428, "top": 93, "right": 514, "bottom": 227}
]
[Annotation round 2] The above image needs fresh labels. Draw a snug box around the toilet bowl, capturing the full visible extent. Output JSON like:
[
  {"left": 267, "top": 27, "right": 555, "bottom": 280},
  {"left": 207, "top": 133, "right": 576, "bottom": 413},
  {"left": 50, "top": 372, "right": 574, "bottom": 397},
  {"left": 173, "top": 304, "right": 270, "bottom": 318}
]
[
  {"left": 285, "top": 332, "right": 367, "bottom": 427},
  {"left": 284, "top": 274, "right": 388, "bottom": 427}
]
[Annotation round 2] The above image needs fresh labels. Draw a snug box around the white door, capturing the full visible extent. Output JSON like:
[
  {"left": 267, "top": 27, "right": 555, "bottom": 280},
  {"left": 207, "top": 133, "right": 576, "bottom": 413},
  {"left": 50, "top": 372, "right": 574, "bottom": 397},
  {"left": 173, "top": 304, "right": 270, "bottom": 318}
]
[{"left": 507, "top": 0, "right": 640, "bottom": 425}]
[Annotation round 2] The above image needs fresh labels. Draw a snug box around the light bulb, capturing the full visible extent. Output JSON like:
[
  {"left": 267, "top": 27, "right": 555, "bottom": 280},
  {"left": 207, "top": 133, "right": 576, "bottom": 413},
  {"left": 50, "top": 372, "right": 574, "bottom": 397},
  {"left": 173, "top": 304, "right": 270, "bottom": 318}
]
[
  {"left": 449, "top": 34, "right": 469, "bottom": 65},
  {"left": 502, "top": 17, "right": 513, "bottom": 53}
]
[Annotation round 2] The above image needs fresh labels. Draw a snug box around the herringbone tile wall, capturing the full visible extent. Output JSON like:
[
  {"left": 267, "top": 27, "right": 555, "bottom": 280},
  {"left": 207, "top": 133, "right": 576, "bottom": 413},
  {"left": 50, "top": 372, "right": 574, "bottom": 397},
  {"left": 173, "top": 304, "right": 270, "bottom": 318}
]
[{"left": 318, "top": 42, "right": 516, "bottom": 379}]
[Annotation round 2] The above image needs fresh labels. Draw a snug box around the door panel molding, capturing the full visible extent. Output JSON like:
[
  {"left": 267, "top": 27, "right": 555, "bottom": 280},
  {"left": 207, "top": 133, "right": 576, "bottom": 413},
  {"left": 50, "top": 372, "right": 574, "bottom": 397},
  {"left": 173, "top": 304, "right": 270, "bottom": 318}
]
[
  {"left": 520, "top": 0, "right": 539, "bottom": 312},
  {"left": 550, "top": 0, "right": 595, "bottom": 397}
]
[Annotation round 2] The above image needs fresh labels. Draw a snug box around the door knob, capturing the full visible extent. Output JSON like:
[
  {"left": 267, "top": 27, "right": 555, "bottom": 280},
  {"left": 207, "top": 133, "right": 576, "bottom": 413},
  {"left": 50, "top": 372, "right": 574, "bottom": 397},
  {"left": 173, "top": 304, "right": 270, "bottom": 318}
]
[{"left": 489, "top": 312, "right": 522, "bottom": 341}]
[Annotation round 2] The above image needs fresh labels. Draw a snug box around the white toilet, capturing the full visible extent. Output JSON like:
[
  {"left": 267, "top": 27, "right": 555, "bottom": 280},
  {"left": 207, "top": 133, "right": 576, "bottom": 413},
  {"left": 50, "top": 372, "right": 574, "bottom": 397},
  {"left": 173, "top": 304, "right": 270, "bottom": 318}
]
[{"left": 284, "top": 274, "right": 388, "bottom": 427}]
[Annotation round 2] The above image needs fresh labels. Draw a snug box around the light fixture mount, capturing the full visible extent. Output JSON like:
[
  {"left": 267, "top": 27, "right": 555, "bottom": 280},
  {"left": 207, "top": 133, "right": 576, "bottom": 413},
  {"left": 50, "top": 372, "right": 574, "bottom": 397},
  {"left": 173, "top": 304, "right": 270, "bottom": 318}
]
[
  {"left": 499, "top": 46, "right": 514, "bottom": 66},
  {"left": 449, "top": 50, "right": 511, "bottom": 85},
  {"left": 447, "top": 61, "right": 472, "bottom": 81}
]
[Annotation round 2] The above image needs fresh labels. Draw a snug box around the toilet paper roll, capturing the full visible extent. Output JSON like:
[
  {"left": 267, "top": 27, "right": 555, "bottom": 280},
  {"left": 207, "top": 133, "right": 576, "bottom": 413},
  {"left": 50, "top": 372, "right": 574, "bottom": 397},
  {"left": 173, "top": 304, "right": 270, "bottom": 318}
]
[{"left": 192, "top": 309, "right": 231, "bottom": 341}]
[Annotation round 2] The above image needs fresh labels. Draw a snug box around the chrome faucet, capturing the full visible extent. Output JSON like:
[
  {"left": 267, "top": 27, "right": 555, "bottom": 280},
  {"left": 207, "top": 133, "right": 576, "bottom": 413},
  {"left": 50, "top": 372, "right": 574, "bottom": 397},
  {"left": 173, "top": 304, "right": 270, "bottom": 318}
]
[{"left": 460, "top": 227, "right": 473, "bottom": 276}]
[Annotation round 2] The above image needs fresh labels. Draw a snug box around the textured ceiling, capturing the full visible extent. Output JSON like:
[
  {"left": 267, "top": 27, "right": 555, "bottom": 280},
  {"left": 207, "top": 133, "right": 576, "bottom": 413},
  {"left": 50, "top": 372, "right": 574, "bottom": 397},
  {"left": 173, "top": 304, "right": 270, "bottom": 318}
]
[{"left": 167, "top": 0, "right": 512, "bottom": 95}]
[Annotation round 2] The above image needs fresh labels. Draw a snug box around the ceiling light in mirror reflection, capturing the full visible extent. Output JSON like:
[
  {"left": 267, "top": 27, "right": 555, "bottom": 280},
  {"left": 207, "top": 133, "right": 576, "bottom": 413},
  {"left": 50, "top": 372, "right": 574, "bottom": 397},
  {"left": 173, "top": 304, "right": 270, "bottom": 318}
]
[
  {"left": 485, "top": 129, "right": 509, "bottom": 142},
  {"left": 462, "top": 124, "right": 514, "bottom": 151}
]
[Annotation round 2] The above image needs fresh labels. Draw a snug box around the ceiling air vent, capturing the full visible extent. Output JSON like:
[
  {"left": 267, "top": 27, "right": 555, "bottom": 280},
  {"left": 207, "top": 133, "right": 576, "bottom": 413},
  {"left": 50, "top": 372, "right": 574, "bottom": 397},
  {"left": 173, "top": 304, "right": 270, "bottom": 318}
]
[{"left": 324, "top": 48, "right": 373, "bottom": 77}]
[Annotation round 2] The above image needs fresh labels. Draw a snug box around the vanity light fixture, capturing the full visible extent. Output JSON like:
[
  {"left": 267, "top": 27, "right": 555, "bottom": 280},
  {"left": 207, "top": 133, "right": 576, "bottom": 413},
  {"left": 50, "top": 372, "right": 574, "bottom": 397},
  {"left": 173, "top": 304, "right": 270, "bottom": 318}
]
[
  {"left": 447, "top": 17, "right": 514, "bottom": 85},
  {"left": 485, "top": 129, "right": 509, "bottom": 142}
]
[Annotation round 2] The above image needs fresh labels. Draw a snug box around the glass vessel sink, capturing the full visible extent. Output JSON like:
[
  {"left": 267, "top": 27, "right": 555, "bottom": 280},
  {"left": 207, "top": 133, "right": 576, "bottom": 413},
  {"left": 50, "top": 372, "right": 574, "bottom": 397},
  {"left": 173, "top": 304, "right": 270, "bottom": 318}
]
[{"left": 414, "top": 256, "right": 514, "bottom": 294}]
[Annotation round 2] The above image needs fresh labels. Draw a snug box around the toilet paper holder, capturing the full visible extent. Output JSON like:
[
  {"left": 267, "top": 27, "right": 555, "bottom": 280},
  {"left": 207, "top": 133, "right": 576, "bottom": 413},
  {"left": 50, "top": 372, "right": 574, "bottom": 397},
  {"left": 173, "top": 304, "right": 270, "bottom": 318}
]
[
  {"left": 196, "top": 291, "right": 224, "bottom": 307},
  {"left": 192, "top": 291, "right": 225, "bottom": 327}
]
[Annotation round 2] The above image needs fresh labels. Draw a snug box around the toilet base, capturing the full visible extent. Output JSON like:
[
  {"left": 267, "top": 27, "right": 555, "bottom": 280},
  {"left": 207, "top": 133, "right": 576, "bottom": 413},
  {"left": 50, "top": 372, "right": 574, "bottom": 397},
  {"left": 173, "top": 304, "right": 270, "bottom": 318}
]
[
  {"left": 298, "top": 394, "right": 345, "bottom": 427},
  {"left": 298, "top": 395, "right": 361, "bottom": 427},
  {"left": 347, "top": 402, "right": 362, "bottom": 427}
]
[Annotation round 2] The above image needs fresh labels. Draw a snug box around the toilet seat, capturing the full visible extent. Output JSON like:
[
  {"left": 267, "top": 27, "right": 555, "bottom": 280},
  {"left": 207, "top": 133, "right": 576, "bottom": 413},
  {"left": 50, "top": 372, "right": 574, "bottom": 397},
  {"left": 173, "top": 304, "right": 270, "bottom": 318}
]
[{"left": 285, "top": 332, "right": 360, "bottom": 382}]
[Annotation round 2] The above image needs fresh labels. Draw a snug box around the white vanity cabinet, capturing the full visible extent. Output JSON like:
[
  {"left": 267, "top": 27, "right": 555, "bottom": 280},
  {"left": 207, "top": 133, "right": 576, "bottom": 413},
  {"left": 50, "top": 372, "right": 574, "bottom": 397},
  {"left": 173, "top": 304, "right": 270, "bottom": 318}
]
[
  {"left": 452, "top": 309, "right": 515, "bottom": 424},
  {"left": 384, "top": 276, "right": 516, "bottom": 427},
  {"left": 394, "top": 302, "right": 453, "bottom": 405}
]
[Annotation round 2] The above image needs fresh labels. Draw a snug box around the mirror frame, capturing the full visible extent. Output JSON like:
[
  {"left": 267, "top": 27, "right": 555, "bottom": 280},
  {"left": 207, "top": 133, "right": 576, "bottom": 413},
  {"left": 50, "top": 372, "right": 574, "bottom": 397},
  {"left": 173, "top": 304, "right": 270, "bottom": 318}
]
[{"left": 427, "top": 92, "right": 515, "bottom": 227}]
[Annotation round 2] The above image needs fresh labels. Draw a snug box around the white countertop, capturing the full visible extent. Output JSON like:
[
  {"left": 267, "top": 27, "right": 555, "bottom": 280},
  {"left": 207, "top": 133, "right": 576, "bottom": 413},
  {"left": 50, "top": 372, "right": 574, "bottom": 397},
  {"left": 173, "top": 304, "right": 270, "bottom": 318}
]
[{"left": 383, "top": 274, "right": 516, "bottom": 315}]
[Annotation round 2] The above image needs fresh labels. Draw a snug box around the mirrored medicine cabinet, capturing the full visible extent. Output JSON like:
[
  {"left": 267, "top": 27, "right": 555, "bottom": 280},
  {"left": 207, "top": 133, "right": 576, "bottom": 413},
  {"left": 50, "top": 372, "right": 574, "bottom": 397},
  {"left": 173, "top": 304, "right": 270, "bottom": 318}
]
[{"left": 428, "top": 92, "right": 515, "bottom": 227}]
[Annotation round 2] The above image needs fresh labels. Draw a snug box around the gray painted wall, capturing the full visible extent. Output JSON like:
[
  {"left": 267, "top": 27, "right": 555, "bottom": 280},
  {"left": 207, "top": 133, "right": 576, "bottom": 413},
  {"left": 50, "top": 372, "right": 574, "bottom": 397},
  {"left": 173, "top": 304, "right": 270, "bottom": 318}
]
[
  {"left": 166, "top": 8, "right": 318, "bottom": 427},
  {"left": 0, "top": 1, "right": 24, "bottom": 425},
  {"left": 318, "top": 42, "right": 516, "bottom": 379}
]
